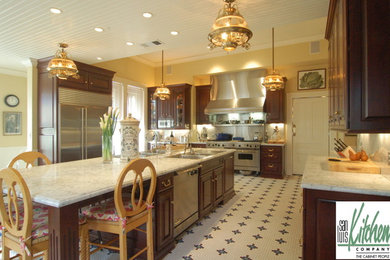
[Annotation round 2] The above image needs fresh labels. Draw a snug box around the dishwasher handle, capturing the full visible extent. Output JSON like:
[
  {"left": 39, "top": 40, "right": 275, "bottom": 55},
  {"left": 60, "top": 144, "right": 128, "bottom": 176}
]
[{"left": 175, "top": 166, "right": 200, "bottom": 176}]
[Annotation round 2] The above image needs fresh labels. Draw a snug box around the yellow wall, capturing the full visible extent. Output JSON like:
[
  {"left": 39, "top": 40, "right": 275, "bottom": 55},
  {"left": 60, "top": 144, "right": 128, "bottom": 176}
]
[
  {"left": 94, "top": 57, "right": 155, "bottom": 86},
  {"left": 157, "top": 40, "right": 328, "bottom": 87},
  {"left": 0, "top": 73, "right": 27, "bottom": 147}
]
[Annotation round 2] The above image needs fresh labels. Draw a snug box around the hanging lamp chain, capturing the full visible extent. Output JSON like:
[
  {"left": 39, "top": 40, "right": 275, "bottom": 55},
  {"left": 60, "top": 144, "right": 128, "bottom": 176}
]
[
  {"left": 161, "top": 50, "right": 164, "bottom": 85},
  {"left": 272, "top": 27, "right": 275, "bottom": 73}
]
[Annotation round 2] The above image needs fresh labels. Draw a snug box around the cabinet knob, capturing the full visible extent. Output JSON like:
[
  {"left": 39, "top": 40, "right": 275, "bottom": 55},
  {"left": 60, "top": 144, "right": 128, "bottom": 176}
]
[{"left": 268, "top": 163, "right": 274, "bottom": 168}]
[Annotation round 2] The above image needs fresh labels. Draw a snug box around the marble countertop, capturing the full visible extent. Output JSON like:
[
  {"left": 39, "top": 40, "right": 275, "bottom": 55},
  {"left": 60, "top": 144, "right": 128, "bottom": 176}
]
[
  {"left": 18, "top": 148, "right": 234, "bottom": 208},
  {"left": 302, "top": 156, "right": 390, "bottom": 197}
]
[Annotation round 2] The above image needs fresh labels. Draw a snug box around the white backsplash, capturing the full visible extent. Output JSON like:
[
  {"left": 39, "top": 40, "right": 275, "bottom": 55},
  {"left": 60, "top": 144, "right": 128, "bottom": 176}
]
[{"left": 358, "top": 133, "right": 390, "bottom": 162}]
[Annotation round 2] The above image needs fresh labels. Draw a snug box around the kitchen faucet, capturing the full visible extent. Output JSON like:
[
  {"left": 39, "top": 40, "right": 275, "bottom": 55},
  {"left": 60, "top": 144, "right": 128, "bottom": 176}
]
[{"left": 184, "top": 132, "right": 194, "bottom": 154}]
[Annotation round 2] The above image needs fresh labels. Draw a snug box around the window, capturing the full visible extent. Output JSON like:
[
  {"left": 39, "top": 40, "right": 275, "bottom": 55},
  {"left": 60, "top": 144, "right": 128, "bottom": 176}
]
[{"left": 112, "top": 80, "right": 146, "bottom": 156}]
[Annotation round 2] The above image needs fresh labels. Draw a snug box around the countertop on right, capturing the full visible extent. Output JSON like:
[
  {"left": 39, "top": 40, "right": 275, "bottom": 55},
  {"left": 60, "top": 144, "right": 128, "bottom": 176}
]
[{"left": 302, "top": 156, "right": 390, "bottom": 197}]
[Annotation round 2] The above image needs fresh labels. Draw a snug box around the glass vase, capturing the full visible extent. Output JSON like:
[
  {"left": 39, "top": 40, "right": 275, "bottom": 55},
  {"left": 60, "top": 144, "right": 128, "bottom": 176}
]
[{"left": 102, "top": 134, "right": 113, "bottom": 164}]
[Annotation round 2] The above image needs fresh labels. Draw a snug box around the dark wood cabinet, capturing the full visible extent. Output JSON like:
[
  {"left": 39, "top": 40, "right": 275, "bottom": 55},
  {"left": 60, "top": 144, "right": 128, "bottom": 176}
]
[
  {"left": 326, "top": 0, "right": 390, "bottom": 132},
  {"left": 303, "top": 188, "right": 390, "bottom": 260},
  {"left": 196, "top": 85, "right": 211, "bottom": 124},
  {"left": 223, "top": 155, "right": 234, "bottom": 201},
  {"left": 37, "top": 57, "right": 115, "bottom": 163},
  {"left": 264, "top": 89, "right": 284, "bottom": 123},
  {"left": 191, "top": 143, "right": 207, "bottom": 148},
  {"left": 148, "top": 84, "right": 191, "bottom": 130},
  {"left": 155, "top": 173, "right": 175, "bottom": 259},
  {"left": 199, "top": 170, "right": 213, "bottom": 218},
  {"left": 199, "top": 157, "right": 231, "bottom": 218},
  {"left": 260, "top": 145, "right": 284, "bottom": 179}
]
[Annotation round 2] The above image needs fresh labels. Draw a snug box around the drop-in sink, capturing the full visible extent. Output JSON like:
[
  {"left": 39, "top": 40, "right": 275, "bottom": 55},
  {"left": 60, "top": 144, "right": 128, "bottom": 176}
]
[{"left": 166, "top": 154, "right": 210, "bottom": 159}]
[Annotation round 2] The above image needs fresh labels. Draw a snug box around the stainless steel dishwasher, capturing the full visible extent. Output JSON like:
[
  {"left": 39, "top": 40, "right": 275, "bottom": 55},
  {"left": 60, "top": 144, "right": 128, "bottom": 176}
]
[{"left": 173, "top": 166, "right": 200, "bottom": 237}]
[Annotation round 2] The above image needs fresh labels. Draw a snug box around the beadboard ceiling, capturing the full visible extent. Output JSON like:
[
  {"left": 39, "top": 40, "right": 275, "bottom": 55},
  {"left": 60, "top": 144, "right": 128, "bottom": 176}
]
[{"left": 0, "top": 0, "right": 329, "bottom": 72}]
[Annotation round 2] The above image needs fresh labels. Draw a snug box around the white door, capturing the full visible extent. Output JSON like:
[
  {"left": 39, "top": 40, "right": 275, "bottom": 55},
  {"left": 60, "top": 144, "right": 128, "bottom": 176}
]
[{"left": 292, "top": 96, "right": 328, "bottom": 174}]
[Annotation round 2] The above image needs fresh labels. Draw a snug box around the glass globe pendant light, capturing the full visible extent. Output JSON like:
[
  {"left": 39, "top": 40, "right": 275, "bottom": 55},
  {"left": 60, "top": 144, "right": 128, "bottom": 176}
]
[
  {"left": 208, "top": 0, "right": 252, "bottom": 52},
  {"left": 47, "top": 43, "right": 79, "bottom": 80},
  {"left": 262, "top": 28, "right": 284, "bottom": 91},
  {"left": 153, "top": 50, "right": 170, "bottom": 100}
]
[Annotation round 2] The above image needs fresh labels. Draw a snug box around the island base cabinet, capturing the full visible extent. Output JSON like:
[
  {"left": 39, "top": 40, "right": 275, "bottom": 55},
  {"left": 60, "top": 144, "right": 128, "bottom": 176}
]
[
  {"left": 199, "top": 170, "right": 213, "bottom": 218},
  {"left": 155, "top": 173, "right": 175, "bottom": 259},
  {"left": 223, "top": 155, "right": 234, "bottom": 202},
  {"left": 303, "top": 188, "right": 390, "bottom": 260}
]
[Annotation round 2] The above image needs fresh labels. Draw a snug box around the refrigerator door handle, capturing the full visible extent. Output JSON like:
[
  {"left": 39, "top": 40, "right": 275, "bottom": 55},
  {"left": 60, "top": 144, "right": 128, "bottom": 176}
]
[{"left": 81, "top": 107, "right": 85, "bottom": 159}]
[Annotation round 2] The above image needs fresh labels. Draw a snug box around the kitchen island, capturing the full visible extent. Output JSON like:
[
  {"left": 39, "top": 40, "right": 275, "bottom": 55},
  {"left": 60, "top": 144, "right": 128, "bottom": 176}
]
[
  {"left": 301, "top": 156, "right": 390, "bottom": 260},
  {"left": 17, "top": 148, "right": 234, "bottom": 259}
]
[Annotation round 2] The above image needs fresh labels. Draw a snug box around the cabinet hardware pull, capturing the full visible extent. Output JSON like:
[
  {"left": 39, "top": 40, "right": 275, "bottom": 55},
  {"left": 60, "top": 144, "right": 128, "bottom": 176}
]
[
  {"left": 268, "top": 154, "right": 274, "bottom": 158},
  {"left": 171, "top": 201, "right": 174, "bottom": 205},
  {"left": 162, "top": 179, "right": 171, "bottom": 187},
  {"left": 229, "top": 156, "right": 233, "bottom": 159},
  {"left": 268, "top": 148, "right": 274, "bottom": 152},
  {"left": 268, "top": 164, "right": 274, "bottom": 168}
]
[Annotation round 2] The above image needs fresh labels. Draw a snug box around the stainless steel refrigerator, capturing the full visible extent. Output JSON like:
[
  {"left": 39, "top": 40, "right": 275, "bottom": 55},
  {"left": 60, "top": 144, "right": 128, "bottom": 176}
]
[{"left": 58, "top": 88, "right": 111, "bottom": 162}]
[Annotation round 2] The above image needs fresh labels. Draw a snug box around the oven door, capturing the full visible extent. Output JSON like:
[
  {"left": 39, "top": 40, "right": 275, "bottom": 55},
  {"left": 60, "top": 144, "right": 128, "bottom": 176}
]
[{"left": 234, "top": 149, "right": 260, "bottom": 171}]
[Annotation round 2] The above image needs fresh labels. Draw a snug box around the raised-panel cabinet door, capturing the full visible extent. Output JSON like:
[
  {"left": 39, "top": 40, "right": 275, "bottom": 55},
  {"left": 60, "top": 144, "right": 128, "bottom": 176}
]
[
  {"left": 264, "top": 89, "right": 284, "bottom": 123},
  {"left": 196, "top": 85, "right": 211, "bottom": 124},
  {"left": 155, "top": 187, "right": 174, "bottom": 251},
  {"left": 58, "top": 69, "right": 89, "bottom": 91},
  {"left": 199, "top": 170, "right": 213, "bottom": 218},
  {"left": 88, "top": 73, "right": 112, "bottom": 94},
  {"left": 214, "top": 166, "right": 224, "bottom": 204},
  {"left": 224, "top": 156, "right": 234, "bottom": 194}
]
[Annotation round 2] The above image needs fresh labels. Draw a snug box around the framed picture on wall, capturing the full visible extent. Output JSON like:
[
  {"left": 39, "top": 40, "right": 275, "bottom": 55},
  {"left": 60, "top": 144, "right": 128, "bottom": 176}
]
[
  {"left": 3, "top": 111, "right": 22, "bottom": 135},
  {"left": 297, "top": 69, "right": 326, "bottom": 90}
]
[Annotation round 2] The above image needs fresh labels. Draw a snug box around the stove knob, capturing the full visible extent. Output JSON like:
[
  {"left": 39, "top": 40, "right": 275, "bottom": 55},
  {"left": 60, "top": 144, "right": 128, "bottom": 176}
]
[
  {"left": 249, "top": 145, "right": 252, "bottom": 148},
  {"left": 222, "top": 144, "right": 225, "bottom": 147}
]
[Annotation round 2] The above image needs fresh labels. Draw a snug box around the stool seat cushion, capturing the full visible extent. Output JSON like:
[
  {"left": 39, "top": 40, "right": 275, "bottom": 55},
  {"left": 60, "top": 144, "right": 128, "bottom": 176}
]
[{"left": 81, "top": 199, "right": 134, "bottom": 222}]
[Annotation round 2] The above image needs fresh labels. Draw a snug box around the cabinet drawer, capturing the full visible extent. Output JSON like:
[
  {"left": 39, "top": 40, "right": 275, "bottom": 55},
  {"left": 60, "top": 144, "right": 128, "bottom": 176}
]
[
  {"left": 262, "top": 146, "right": 282, "bottom": 154},
  {"left": 262, "top": 162, "right": 282, "bottom": 174},
  {"left": 88, "top": 73, "right": 112, "bottom": 94},
  {"left": 201, "top": 158, "right": 224, "bottom": 174},
  {"left": 157, "top": 173, "right": 173, "bottom": 192},
  {"left": 261, "top": 152, "right": 282, "bottom": 162}
]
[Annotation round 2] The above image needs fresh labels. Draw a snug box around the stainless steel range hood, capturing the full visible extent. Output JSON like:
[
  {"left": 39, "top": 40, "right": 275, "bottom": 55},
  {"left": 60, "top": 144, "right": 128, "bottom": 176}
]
[{"left": 204, "top": 69, "right": 267, "bottom": 114}]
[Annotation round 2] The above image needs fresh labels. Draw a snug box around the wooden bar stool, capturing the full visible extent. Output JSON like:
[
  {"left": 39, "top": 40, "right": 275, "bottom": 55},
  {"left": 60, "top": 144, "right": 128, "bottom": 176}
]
[
  {"left": 0, "top": 168, "right": 49, "bottom": 260},
  {"left": 80, "top": 158, "right": 157, "bottom": 260},
  {"left": 8, "top": 152, "right": 51, "bottom": 168}
]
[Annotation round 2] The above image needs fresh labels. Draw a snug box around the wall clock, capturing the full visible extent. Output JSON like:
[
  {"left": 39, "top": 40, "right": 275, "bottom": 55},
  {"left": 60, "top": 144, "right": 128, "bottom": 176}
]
[{"left": 4, "top": 94, "right": 19, "bottom": 107}]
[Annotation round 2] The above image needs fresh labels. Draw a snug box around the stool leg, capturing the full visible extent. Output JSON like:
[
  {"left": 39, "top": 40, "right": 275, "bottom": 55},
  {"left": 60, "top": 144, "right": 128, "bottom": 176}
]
[
  {"left": 119, "top": 232, "right": 127, "bottom": 260},
  {"left": 146, "top": 211, "right": 154, "bottom": 260}
]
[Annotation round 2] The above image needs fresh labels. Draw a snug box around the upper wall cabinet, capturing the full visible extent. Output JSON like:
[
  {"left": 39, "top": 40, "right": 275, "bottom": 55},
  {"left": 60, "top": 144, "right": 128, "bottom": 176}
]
[
  {"left": 148, "top": 84, "right": 191, "bottom": 130},
  {"left": 327, "top": 0, "right": 390, "bottom": 132},
  {"left": 196, "top": 85, "right": 211, "bottom": 125},
  {"left": 264, "top": 89, "right": 284, "bottom": 123}
]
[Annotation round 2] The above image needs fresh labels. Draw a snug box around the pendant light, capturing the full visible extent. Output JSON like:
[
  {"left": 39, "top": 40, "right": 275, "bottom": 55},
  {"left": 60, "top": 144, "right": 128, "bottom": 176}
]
[
  {"left": 153, "top": 50, "right": 170, "bottom": 100},
  {"left": 208, "top": 0, "right": 252, "bottom": 52},
  {"left": 262, "top": 28, "right": 284, "bottom": 91},
  {"left": 47, "top": 43, "right": 79, "bottom": 80}
]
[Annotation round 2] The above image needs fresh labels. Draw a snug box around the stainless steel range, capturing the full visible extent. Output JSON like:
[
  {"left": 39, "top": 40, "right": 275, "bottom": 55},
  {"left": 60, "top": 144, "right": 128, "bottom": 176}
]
[{"left": 207, "top": 141, "right": 261, "bottom": 172}]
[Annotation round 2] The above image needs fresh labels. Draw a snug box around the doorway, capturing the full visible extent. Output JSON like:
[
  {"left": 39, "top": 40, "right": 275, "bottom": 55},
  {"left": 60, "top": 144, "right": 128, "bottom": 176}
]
[{"left": 291, "top": 95, "right": 328, "bottom": 175}]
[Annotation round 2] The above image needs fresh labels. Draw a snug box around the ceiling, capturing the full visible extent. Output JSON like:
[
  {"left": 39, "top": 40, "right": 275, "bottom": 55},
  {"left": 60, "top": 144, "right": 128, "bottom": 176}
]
[{"left": 0, "top": 0, "right": 329, "bottom": 73}]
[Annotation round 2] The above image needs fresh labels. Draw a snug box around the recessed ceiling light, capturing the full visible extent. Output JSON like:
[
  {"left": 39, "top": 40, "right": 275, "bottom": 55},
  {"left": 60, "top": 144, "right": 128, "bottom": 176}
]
[
  {"left": 94, "top": 27, "right": 104, "bottom": 32},
  {"left": 170, "top": 31, "right": 179, "bottom": 36},
  {"left": 97, "top": 57, "right": 102, "bottom": 60},
  {"left": 50, "top": 8, "right": 62, "bottom": 14},
  {"left": 143, "top": 12, "right": 153, "bottom": 18},
  {"left": 126, "top": 42, "right": 134, "bottom": 46}
]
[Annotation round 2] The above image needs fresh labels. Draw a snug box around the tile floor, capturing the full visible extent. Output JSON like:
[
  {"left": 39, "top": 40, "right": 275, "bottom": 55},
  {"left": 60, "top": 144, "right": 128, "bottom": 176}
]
[
  {"left": 164, "top": 174, "right": 303, "bottom": 260},
  {"left": 91, "top": 173, "right": 303, "bottom": 260}
]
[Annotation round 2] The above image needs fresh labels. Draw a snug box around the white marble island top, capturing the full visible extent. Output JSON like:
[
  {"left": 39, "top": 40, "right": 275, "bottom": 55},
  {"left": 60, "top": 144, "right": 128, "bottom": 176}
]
[
  {"left": 18, "top": 149, "right": 234, "bottom": 208},
  {"left": 302, "top": 156, "right": 390, "bottom": 197}
]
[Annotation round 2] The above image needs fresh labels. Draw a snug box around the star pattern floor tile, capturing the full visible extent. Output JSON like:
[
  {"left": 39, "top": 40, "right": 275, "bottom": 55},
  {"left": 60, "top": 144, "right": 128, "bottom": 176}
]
[{"left": 164, "top": 174, "right": 302, "bottom": 260}]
